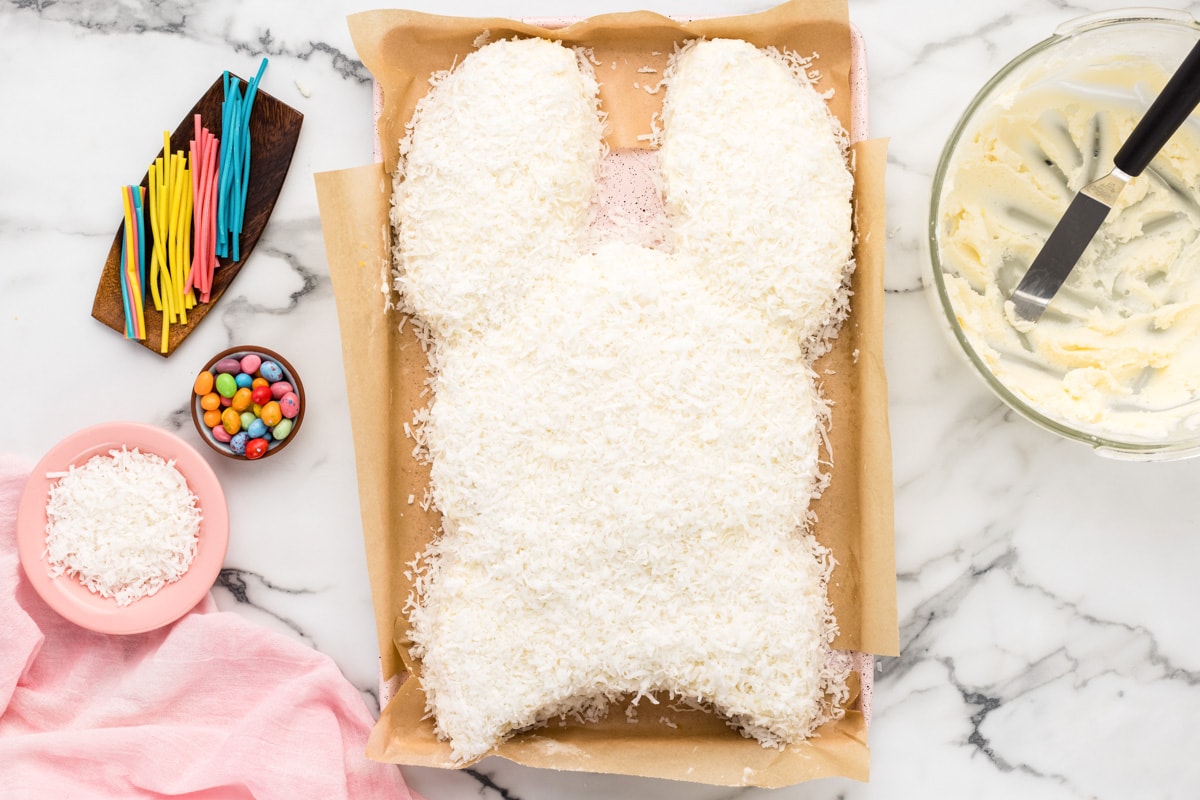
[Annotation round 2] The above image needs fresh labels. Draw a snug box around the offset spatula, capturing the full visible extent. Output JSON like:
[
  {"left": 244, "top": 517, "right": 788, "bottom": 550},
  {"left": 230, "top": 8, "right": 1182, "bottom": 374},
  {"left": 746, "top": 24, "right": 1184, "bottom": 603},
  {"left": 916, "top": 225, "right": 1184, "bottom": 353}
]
[{"left": 1010, "top": 38, "right": 1200, "bottom": 322}]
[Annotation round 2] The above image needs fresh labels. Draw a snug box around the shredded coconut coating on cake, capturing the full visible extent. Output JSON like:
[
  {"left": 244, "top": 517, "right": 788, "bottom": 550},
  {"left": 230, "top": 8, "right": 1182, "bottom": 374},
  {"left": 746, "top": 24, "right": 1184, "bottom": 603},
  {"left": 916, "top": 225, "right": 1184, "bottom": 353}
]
[
  {"left": 391, "top": 37, "right": 605, "bottom": 340},
  {"left": 391, "top": 36, "right": 855, "bottom": 763},
  {"left": 660, "top": 38, "right": 855, "bottom": 346}
]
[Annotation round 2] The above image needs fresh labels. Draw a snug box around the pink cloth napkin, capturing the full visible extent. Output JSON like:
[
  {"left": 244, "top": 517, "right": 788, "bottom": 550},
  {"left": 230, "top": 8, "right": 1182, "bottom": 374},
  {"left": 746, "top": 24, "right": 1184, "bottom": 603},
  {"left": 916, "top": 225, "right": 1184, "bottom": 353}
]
[{"left": 0, "top": 455, "right": 421, "bottom": 799}]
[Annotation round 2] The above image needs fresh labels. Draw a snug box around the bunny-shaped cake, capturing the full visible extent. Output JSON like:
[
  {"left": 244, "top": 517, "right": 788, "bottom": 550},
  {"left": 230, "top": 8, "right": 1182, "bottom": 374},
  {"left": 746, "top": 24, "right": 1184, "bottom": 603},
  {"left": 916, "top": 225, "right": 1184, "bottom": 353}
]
[{"left": 391, "top": 35, "right": 855, "bottom": 763}]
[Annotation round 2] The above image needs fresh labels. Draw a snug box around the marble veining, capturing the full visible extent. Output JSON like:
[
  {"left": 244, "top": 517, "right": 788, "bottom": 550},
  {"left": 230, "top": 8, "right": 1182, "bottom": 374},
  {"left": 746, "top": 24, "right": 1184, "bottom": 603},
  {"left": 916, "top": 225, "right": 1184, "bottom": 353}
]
[{"left": 4, "top": 0, "right": 1200, "bottom": 798}]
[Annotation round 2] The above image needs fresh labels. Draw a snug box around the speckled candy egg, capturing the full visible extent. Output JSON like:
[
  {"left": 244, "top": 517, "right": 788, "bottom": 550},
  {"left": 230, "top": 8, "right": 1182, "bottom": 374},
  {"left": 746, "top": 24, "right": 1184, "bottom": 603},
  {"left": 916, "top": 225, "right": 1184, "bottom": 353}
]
[
  {"left": 278, "top": 392, "right": 300, "bottom": 420},
  {"left": 259, "top": 360, "right": 283, "bottom": 382}
]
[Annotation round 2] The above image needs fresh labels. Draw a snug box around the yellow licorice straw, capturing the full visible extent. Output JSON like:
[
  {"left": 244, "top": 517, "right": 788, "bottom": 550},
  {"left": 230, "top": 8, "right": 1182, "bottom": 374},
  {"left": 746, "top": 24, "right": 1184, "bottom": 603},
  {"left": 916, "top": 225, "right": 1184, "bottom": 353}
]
[
  {"left": 159, "top": 157, "right": 174, "bottom": 351},
  {"left": 147, "top": 163, "right": 163, "bottom": 313},
  {"left": 147, "top": 131, "right": 207, "bottom": 353},
  {"left": 162, "top": 155, "right": 177, "bottom": 324},
  {"left": 166, "top": 152, "right": 177, "bottom": 323},
  {"left": 169, "top": 159, "right": 178, "bottom": 323},
  {"left": 175, "top": 155, "right": 193, "bottom": 318},
  {"left": 159, "top": 158, "right": 174, "bottom": 322},
  {"left": 162, "top": 130, "right": 174, "bottom": 318},
  {"left": 170, "top": 151, "right": 186, "bottom": 323}
]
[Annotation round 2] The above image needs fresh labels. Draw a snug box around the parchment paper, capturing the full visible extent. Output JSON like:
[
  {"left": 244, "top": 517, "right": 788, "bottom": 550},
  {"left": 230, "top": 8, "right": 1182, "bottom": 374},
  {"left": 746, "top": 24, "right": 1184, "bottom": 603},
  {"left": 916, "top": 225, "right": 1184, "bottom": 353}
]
[{"left": 315, "top": 0, "right": 896, "bottom": 787}]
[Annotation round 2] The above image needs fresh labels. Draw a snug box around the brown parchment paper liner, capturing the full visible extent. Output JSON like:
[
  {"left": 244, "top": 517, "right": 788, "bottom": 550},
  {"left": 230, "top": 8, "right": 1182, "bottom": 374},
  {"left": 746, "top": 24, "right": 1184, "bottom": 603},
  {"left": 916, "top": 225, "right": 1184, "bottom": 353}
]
[{"left": 315, "top": 0, "right": 896, "bottom": 787}]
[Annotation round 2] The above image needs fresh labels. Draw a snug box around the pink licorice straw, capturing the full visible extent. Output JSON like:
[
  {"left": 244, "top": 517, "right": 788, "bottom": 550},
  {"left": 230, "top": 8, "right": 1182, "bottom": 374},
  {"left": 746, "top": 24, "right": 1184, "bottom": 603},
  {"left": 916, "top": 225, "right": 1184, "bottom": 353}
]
[
  {"left": 198, "top": 123, "right": 213, "bottom": 296},
  {"left": 196, "top": 127, "right": 214, "bottom": 297},
  {"left": 186, "top": 115, "right": 206, "bottom": 294},
  {"left": 185, "top": 136, "right": 201, "bottom": 294},
  {"left": 189, "top": 125, "right": 213, "bottom": 299},
  {"left": 200, "top": 133, "right": 219, "bottom": 302}
]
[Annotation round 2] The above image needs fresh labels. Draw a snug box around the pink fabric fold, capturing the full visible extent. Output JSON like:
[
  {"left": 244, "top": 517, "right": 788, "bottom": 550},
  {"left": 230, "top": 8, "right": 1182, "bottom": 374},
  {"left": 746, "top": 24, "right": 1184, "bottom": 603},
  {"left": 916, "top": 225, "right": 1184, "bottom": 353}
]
[{"left": 0, "top": 455, "right": 420, "bottom": 799}]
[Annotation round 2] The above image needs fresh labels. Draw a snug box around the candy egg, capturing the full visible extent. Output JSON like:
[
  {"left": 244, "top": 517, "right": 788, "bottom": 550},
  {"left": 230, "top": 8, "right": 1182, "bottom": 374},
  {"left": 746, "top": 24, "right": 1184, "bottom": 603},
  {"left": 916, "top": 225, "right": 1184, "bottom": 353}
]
[
  {"left": 260, "top": 400, "right": 283, "bottom": 426},
  {"left": 212, "top": 425, "right": 233, "bottom": 443},
  {"left": 200, "top": 392, "right": 221, "bottom": 412},
  {"left": 239, "top": 411, "right": 257, "bottom": 431},
  {"left": 247, "top": 419, "right": 268, "bottom": 439},
  {"left": 251, "top": 377, "right": 269, "bottom": 389},
  {"left": 202, "top": 409, "right": 222, "bottom": 429},
  {"left": 250, "top": 385, "right": 272, "bottom": 406},
  {"left": 231, "top": 387, "right": 253, "bottom": 412},
  {"left": 215, "top": 357, "right": 242, "bottom": 374},
  {"left": 244, "top": 438, "right": 269, "bottom": 460},
  {"left": 220, "top": 395, "right": 233, "bottom": 407},
  {"left": 193, "top": 372, "right": 214, "bottom": 395},
  {"left": 259, "top": 361, "right": 283, "bottom": 382},
  {"left": 234, "top": 372, "right": 254, "bottom": 390},
  {"left": 269, "top": 381, "right": 293, "bottom": 400},
  {"left": 278, "top": 391, "right": 300, "bottom": 419},
  {"left": 229, "top": 432, "right": 249, "bottom": 456},
  {"left": 215, "top": 372, "right": 238, "bottom": 398},
  {"left": 240, "top": 354, "right": 263, "bottom": 375},
  {"left": 221, "top": 407, "right": 242, "bottom": 435},
  {"left": 272, "top": 418, "right": 294, "bottom": 441}
]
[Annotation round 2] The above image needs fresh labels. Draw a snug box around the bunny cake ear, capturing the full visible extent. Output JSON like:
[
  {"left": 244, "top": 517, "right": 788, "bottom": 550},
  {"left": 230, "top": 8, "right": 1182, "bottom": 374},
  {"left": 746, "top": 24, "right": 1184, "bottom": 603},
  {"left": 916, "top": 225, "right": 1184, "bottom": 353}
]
[
  {"left": 660, "top": 38, "right": 854, "bottom": 346},
  {"left": 391, "top": 38, "right": 605, "bottom": 339}
]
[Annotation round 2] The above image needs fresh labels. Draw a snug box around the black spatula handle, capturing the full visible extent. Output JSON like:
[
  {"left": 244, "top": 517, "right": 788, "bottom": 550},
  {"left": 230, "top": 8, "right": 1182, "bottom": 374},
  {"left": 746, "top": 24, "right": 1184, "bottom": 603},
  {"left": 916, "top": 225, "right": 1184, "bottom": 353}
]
[{"left": 1114, "top": 37, "right": 1200, "bottom": 176}]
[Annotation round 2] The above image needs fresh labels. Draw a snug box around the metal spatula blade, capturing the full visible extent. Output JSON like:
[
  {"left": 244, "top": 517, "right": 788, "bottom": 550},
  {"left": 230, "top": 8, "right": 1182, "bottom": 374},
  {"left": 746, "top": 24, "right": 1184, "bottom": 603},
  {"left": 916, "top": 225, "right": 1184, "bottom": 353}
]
[
  {"left": 1009, "top": 172, "right": 1127, "bottom": 321},
  {"left": 1010, "top": 37, "right": 1200, "bottom": 323}
]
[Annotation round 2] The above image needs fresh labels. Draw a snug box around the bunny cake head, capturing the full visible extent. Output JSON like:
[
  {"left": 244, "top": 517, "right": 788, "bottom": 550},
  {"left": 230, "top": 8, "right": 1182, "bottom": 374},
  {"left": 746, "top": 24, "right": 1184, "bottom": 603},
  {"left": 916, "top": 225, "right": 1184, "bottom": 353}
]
[{"left": 391, "top": 35, "right": 855, "bottom": 764}]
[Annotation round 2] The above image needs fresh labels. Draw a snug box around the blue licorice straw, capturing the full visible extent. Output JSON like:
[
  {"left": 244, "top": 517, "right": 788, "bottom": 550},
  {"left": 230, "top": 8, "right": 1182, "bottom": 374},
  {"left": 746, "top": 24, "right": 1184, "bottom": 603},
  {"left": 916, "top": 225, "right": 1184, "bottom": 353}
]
[
  {"left": 234, "top": 58, "right": 268, "bottom": 254},
  {"left": 212, "top": 58, "right": 269, "bottom": 262},
  {"left": 227, "top": 97, "right": 243, "bottom": 261},
  {"left": 216, "top": 72, "right": 235, "bottom": 257}
]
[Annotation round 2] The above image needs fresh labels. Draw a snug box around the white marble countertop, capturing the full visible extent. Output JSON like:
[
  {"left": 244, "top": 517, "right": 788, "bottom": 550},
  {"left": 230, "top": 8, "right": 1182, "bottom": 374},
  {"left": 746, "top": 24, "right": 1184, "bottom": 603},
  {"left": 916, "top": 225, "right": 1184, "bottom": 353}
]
[{"left": 4, "top": 0, "right": 1200, "bottom": 797}]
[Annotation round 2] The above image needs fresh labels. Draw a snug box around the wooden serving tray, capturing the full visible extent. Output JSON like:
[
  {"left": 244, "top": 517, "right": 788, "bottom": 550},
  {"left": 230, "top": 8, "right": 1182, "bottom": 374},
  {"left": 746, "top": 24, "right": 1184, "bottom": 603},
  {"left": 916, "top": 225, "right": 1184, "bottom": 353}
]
[{"left": 91, "top": 72, "right": 303, "bottom": 357}]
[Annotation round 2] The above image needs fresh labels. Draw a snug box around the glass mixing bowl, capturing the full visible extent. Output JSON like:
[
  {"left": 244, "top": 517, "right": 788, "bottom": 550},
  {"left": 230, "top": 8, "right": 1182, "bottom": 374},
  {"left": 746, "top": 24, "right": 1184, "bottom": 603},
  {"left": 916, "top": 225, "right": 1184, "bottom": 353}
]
[{"left": 927, "top": 8, "right": 1200, "bottom": 460}]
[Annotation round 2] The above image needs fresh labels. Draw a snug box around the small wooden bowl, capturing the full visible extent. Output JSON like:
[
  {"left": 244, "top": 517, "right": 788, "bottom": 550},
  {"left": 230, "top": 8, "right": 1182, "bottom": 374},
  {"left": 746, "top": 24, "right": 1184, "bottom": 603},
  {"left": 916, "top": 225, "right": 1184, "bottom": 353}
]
[{"left": 191, "top": 345, "right": 305, "bottom": 461}]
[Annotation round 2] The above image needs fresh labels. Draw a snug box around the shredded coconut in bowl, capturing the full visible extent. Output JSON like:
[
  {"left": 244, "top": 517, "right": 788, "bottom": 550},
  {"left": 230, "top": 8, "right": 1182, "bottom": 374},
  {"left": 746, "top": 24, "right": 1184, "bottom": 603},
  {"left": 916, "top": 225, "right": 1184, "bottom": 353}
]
[{"left": 43, "top": 447, "right": 203, "bottom": 607}]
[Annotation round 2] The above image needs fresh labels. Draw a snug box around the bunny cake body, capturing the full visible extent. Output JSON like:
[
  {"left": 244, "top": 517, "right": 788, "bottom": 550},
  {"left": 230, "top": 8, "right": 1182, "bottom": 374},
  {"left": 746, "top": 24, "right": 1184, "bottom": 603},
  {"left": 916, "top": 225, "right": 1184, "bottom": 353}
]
[{"left": 391, "top": 36, "right": 855, "bottom": 764}]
